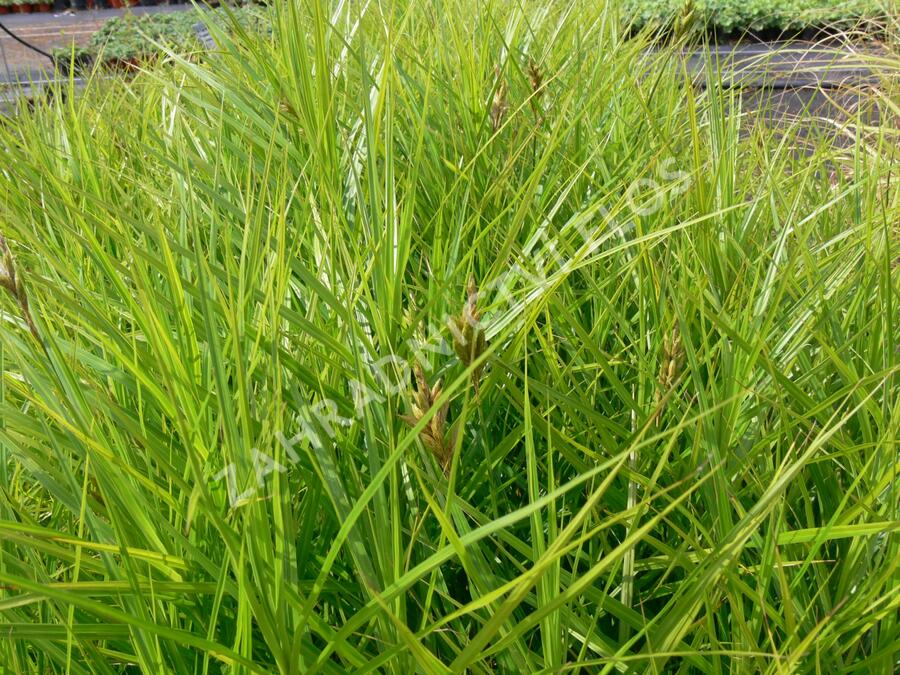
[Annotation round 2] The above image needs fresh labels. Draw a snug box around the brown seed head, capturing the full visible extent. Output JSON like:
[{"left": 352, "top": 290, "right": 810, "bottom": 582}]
[
  {"left": 0, "top": 234, "right": 39, "bottom": 342},
  {"left": 449, "top": 277, "right": 487, "bottom": 391},
  {"left": 402, "top": 363, "right": 456, "bottom": 473},
  {"left": 490, "top": 65, "right": 508, "bottom": 133},
  {"left": 654, "top": 325, "right": 685, "bottom": 424},
  {"left": 528, "top": 59, "right": 543, "bottom": 98},
  {"left": 527, "top": 59, "right": 545, "bottom": 124}
]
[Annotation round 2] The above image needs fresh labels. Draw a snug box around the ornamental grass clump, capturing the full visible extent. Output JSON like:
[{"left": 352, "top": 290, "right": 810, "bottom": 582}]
[{"left": 0, "top": 1, "right": 897, "bottom": 672}]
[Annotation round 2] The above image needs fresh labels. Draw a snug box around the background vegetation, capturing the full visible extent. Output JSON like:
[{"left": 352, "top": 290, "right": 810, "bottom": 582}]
[
  {"left": 625, "top": 0, "right": 889, "bottom": 33},
  {"left": 1, "top": 0, "right": 898, "bottom": 672},
  {"left": 53, "top": 6, "right": 268, "bottom": 64}
]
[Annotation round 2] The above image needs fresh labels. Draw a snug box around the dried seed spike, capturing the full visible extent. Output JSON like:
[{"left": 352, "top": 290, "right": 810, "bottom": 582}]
[
  {"left": 674, "top": 0, "right": 697, "bottom": 39},
  {"left": 659, "top": 325, "right": 684, "bottom": 387},
  {"left": 490, "top": 64, "right": 508, "bottom": 133},
  {"left": 463, "top": 276, "right": 481, "bottom": 327},
  {"left": 404, "top": 365, "right": 455, "bottom": 474},
  {"left": 0, "top": 233, "right": 40, "bottom": 342},
  {"left": 528, "top": 58, "right": 543, "bottom": 96},
  {"left": 654, "top": 324, "right": 685, "bottom": 424},
  {"left": 466, "top": 276, "right": 477, "bottom": 307},
  {"left": 413, "top": 362, "right": 430, "bottom": 408},
  {"left": 278, "top": 98, "right": 298, "bottom": 119},
  {"left": 527, "top": 58, "right": 546, "bottom": 125},
  {"left": 0, "top": 234, "right": 14, "bottom": 289},
  {"left": 0, "top": 269, "right": 14, "bottom": 295},
  {"left": 451, "top": 277, "right": 487, "bottom": 393},
  {"left": 400, "top": 413, "right": 419, "bottom": 430}
]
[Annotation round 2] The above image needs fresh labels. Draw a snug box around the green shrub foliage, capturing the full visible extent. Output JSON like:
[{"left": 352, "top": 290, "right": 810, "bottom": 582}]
[{"left": 625, "top": 0, "right": 887, "bottom": 32}]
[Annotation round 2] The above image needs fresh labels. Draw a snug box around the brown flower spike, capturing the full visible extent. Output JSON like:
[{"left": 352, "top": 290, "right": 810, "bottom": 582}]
[
  {"left": 0, "top": 234, "right": 39, "bottom": 342},
  {"left": 654, "top": 325, "right": 684, "bottom": 424},
  {"left": 402, "top": 363, "right": 456, "bottom": 473},
  {"left": 527, "top": 58, "right": 544, "bottom": 123},
  {"left": 450, "top": 277, "right": 487, "bottom": 392},
  {"left": 490, "top": 65, "right": 508, "bottom": 133}
]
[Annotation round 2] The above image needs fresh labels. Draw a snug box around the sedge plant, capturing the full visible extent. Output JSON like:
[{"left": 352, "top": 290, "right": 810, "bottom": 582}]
[{"left": 0, "top": 0, "right": 897, "bottom": 672}]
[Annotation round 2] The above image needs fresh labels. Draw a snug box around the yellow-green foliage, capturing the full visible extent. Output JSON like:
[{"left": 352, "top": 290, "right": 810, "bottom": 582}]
[{"left": 0, "top": 1, "right": 897, "bottom": 672}]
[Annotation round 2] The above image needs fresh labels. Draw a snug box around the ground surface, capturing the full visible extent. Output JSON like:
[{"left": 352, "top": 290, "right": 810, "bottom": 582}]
[
  {"left": 681, "top": 42, "right": 883, "bottom": 141},
  {"left": 0, "top": 5, "right": 189, "bottom": 80}
]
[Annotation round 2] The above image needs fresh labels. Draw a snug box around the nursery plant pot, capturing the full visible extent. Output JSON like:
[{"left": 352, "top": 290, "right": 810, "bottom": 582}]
[
  {"left": 13, "top": 4, "right": 33, "bottom": 12},
  {"left": 37, "top": 2, "right": 51, "bottom": 10},
  {"left": 108, "top": 0, "right": 122, "bottom": 7}
]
